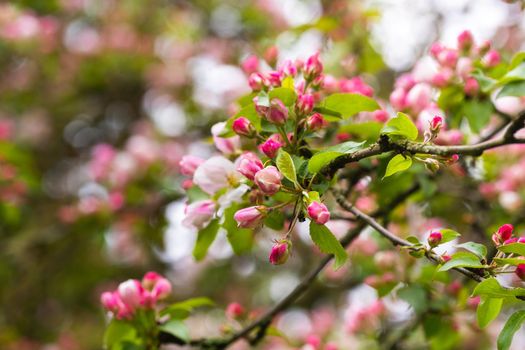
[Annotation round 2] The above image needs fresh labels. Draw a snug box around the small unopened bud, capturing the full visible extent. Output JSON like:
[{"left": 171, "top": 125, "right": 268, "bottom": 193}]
[
  {"left": 179, "top": 155, "right": 205, "bottom": 176},
  {"left": 269, "top": 239, "right": 292, "bottom": 265},
  {"left": 232, "top": 117, "right": 255, "bottom": 137},
  {"left": 446, "top": 154, "right": 460, "bottom": 165},
  {"left": 254, "top": 166, "right": 282, "bottom": 195},
  {"left": 233, "top": 206, "right": 267, "bottom": 228},
  {"left": 306, "top": 113, "right": 328, "bottom": 131},
  {"left": 248, "top": 72, "right": 267, "bottom": 91},
  {"left": 438, "top": 49, "right": 459, "bottom": 68},
  {"left": 264, "top": 46, "right": 278, "bottom": 67},
  {"left": 266, "top": 98, "right": 288, "bottom": 125},
  {"left": 457, "top": 30, "right": 474, "bottom": 52},
  {"left": 296, "top": 93, "right": 314, "bottom": 115},
  {"left": 442, "top": 254, "right": 451, "bottom": 262},
  {"left": 241, "top": 55, "right": 259, "bottom": 74},
  {"left": 226, "top": 302, "right": 245, "bottom": 319},
  {"left": 498, "top": 224, "right": 514, "bottom": 241},
  {"left": 428, "top": 231, "right": 443, "bottom": 247},
  {"left": 516, "top": 264, "right": 525, "bottom": 281},
  {"left": 259, "top": 136, "right": 283, "bottom": 158},
  {"left": 464, "top": 77, "right": 479, "bottom": 96},
  {"left": 307, "top": 201, "right": 330, "bottom": 225},
  {"left": 152, "top": 278, "right": 172, "bottom": 300},
  {"left": 424, "top": 158, "right": 440, "bottom": 173},
  {"left": 483, "top": 50, "right": 501, "bottom": 67},
  {"left": 429, "top": 43, "right": 444, "bottom": 59},
  {"left": 142, "top": 272, "right": 161, "bottom": 290},
  {"left": 304, "top": 52, "right": 323, "bottom": 80},
  {"left": 236, "top": 152, "right": 263, "bottom": 180}
]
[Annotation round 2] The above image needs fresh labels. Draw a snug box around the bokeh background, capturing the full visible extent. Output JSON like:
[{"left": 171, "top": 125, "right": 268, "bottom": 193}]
[{"left": 1, "top": 0, "right": 525, "bottom": 349}]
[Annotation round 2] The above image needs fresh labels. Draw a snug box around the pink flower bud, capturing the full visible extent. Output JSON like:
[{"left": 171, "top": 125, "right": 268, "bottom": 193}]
[
  {"left": 429, "top": 42, "right": 444, "bottom": 59},
  {"left": 516, "top": 264, "right": 525, "bottom": 281},
  {"left": 446, "top": 154, "right": 460, "bottom": 165},
  {"left": 142, "top": 272, "right": 161, "bottom": 290},
  {"left": 430, "top": 115, "right": 443, "bottom": 132},
  {"left": 280, "top": 59, "right": 297, "bottom": 76},
  {"left": 428, "top": 231, "right": 443, "bottom": 247},
  {"left": 483, "top": 50, "right": 501, "bottom": 67},
  {"left": 266, "top": 98, "right": 288, "bottom": 124},
  {"left": 306, "top": 113, "right": 328, "bottom": 131},
  {"left": 437, "top": 49, "right": 459, "bottom": 67},
  {"left": 254, "top": 166, "right": 282, "bottom": 195},
  {"left": 456, "top": 57, "right": 473, "bottom": 78},
  {"left": 241, "top": 55, "right": 259, "bottom": 74},
  {"left": 296, "top": 93, "right": 314, "bottom": 115},
  {"left": 248, "top": 72, "right": 267, "bottom": 91},
  {"left": 226, "top": 302, "right": 245, "bottom": 319},
  {"left": 182, "top": 200, "right": 216, "bottom": 230},
  {"left": 269, "top": 240, "right": 291, "bottom": 265},
  {"left": 498, "top": 224, "right": 514, "bottom": 241},
  {"left": 372, "top": 110, "right": 389, "bottom": 123},
  {"left": 101, "top": 291, "right": 120, "bottom": 311},
  {"left": 518, "top": 237, "right": 525, "bottom": 243},
  {"left": 457, "top": 30, "right": 474, "bottom": 51},
  {"left": 232, "top": 117, "right": 255, "bottom": 136},
  {"left": 311, "top": 73, "right": 325, "bottom": 88},
  {"left": 406, "top": 83, "right": 432, "bottom": 114},
  {"left": 442, "top": 255, "right": 451, "bottom": 262},
  {"left": 267, "top": 71, "right": 282, "bottom": 87},
  {"left": 264, "top": 46, "right": 279, "bottom": 66},
  {"left": 211, "top": 122, "right": 241, "bottom": 155},
  {"left": 259, "top": 135, "right": 283, "bottom": 158},
  {"left": 431, "top": 70, "right": 453, "bottom": 87},
  {"left": 179, "top": 155, "right": 205, "bottom": 176},
  {"left": 152, "top": 278, "right": 172, "bottom": 300},
  {"left": 233, "top": 206, "right": 267, "bottom": 228},
  {"left": 307, "top": 201, "right": 330, "bottom": 225},
  {"left": 464, "top": 77, "right": 479, "bottom": 96},
  {"left": 395, "top": 73, "right": 416, "bottom": 90},
  {"left": 118, "top": 279, "right": 143, "bottom": 309},
  {"left": 504, "top": 238, "right": 518, "bottom": 245},
  {"left": 304, "top": 52, "right": 323, "bottom": 80},
  {"left": 389, "top": 88, "right": 407, "bottom": 111},
  {"left": 236, "top": 152, "right": 263, "bottom": 180}
]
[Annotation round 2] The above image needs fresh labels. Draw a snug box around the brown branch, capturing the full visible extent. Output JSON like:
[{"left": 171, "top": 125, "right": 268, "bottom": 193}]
[{"left": 323, "top": 110, "right": 525, "bottom": 177}]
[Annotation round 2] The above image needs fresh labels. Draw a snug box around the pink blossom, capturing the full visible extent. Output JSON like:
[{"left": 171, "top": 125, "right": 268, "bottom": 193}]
[
  {"left": 304, "top": 52, "right": 323, "bottom": 80},
  {"left": 427, "top": 231, "right": 443, "bottom": 247},
  {"left": 437, "top": 49, "right": 458, "bottom": 67},
  {"left": 193, "top": 156, "right": 241, "bottom": 194},
  {"left": 151, "top": 278, "right": 172, "bottom": 300},
  {"left": 280, "top": 59, "right": 297, "bottom": 76},
  {"left": 296, "top": 93, "right": 314, "bottom": 115},
  {"left": 241, "top": 55, "right": 259, "bottom": 74},
  {"left": 118, "top": 279, "right": 143, "bottom": 309},
  {"left": 406, "top": 83, "right": 432, "bottom": 114},
  {"left": 233, "top": 206, "right": 267, "bottom": 228},
  {"left": 179, "top": 155, "right": 205, "bottom": 176},
  {"left": 211, "top": 122, "right": 241, "bottom": 155},
  {"left": 267, "top": 71, "right": 283, "bottom": 87},
  {"left": 100, "top": 291, "right": 120, "bottom": 312},
  {"left": 483, "top": 50, "right": 501, "bottom": 67},
  {"left": 182, "top": 199, "right": 215, "bottom": 230},
  {"left": 389, "top": 88, "right": 407, "bottom": 111},
  {"left": 142, "top": 272, "right": 162, "bottom": 290},
  {"left": 248, "top": 72, "right": 267, "bottom": 91},
  {"left": 456, "top": 57, "right": 473, "bottom": 78},
  {"left": 226, "top": 302, "right": 245, "bottom": 319},
  {"left": 372, "top": 110, "right": 389, "bottom": 123},
  {"left": 429, "top": 42, "right": 444, "bottom": 59},
  {"left": 395, "top": 73, "right": 416, "bottom": 90},
  {"left": 236, "top": 152, "right": 263, "bottom": 180},
  {"left": 457, "top": 30, "right": 474, "bottom": 51},
  {"left": 307, "top": 201, "right": 330, "bottom": 225},
  {"left": 254, "top": 166, "right": 282, "bottom": 195},
  {"left": 339, "top": 77, "right": 374, "bottom": 96},
  {"left": 464, "top": 77, "right": 479, "bottom": 96}
]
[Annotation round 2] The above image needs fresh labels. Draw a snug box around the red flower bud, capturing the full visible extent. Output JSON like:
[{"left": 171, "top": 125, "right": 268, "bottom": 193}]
[
  {"left": 430, "top": 115, "right": 443, "bottom": 132},
  {"left": 516, "top": 264, "right": 525, "bottom": 281},
  {"left": 498, "top": 224, "right": 514, "bottom": 241},
  {"left": 307, "top": 201, "right": 330, "bottom": 225},
  {"left": 226, "top": 302, "right": 245, "bottom": 319},
  {"left": 306, "top": 113, "right": 328, "bottom": 131},
  {"left": 427, "top": 231, "right": 443, "bottom": 247},
  {"left": 259, "top": 135, "right": 283, "bottom": 158},
  {"left": 232, "top": 117, "right": 255, "bottom": 137},
  {"left": 269, "top": 239, "right": 291, "bottom": 265},
  {"left": 233, "top": 206, "right": 267, "bottom": 228}
]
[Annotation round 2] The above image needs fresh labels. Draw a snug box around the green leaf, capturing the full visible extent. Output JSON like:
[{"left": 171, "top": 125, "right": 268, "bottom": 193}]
[
  {"left": 381, "top": 112, "right": 419, "bottom": 141},
  {"left": 192, "top": 219, "right": 220, "bottom": 261},
  {"left": 456, "top": 242, "right": 487, "bottom": 259},
  {"left": 498, "top": 243, "right": 525, "bottom": 257},
  {"left": 160, "top": 297, "right": 214, "bottom": 319},
  {"left": 499, "top": 62, "right": 525, "bottom": 85},
  {"left": 471, "top": 69, "right": 498, "bottom": 93},
  {"left": 494, "top": 258, "right": 525, "bottom": 266},
  {"left": 264, "top": 210, "right": 285, "bottom": 230},
  {"left": 104, "top": 320, "right": 137, "bottom": 348},
  {"left": 309, "top": 221, "right": 348, "bottom": 270},
  {"left": 440, "top": 229, "right": 461, "bottom": 244},
  {"left": 438, "top": 252, "right": 484, "bottom": 272},
  {"left": 472, "top": 277, "right": 525, "bottom": 298},
  {"left": 383, "top": 154, "right": 412, "bottom": 179},
  {"left": 497, "top": 310, "right": 525, "bottom": 350},
  {"left": 320, "top": 93, "right": 380, "bottom": 119},
  {"left": 398, "top": 284, "right": 428, "bottom": 314},
  {"left": 307, "top": 141, "right": 366, "bottom": 173},
  {"left": 281, "top": 76, "right": 294, "bottom": 89},
  {"left": 339, "top": 121, "right": 383, "bottom": 141},
  {"left": 462, "top": 99, "right": 493, "bottom": 133},
  {"left": 159, "top": 320, "right": 189, "bottom": 342},
  {"left": 509, "top": 52, "right": 525, "bottom": 70},
  {"left": 498, "top": 81, "right": 525, "bottom": 98},
  {"left": 223, "top": 204, "right": 253, "bottom": 255},
  {"left": 269, "top": 87, "right": 297, "bottom": 106},
  {"left": 477, "top": 297, "right": 502, "bottom": 328},
  {"left": 276, "top": 149, "right": 297, "bottom": 185}
]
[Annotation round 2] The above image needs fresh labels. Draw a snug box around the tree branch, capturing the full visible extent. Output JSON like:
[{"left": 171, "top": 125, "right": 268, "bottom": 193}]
[{"left": 323, "top": 110, "right": 525, "bottom": 177}]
